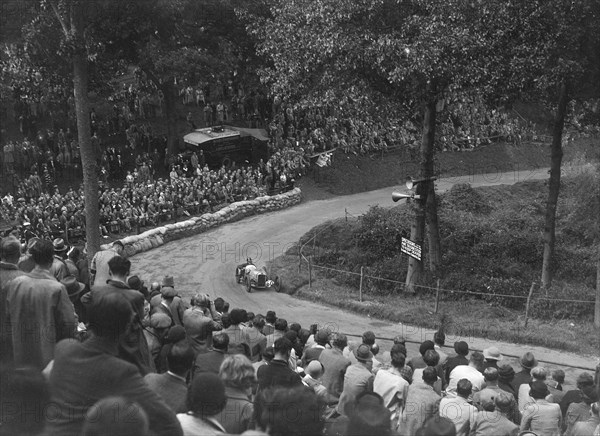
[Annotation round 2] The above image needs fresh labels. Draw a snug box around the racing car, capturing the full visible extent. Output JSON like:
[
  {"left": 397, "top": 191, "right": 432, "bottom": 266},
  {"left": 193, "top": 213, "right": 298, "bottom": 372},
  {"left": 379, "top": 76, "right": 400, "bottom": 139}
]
[{"left": 235, "top": 258, "right": 281, "bottom": 293}]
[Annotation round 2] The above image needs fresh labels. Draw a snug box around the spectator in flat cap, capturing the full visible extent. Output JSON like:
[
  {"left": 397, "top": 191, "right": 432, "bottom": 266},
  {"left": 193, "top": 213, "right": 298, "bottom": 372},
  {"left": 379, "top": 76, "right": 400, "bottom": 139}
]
[
  {"left": 497, "top": 361, "right": 517, "bottom": 397},
  {"left": 443, "top": 341, "right": 469, "bottom": 383},
  {"left": 0, "top": 236, "right": 25, "bottom": 365},
  {"left": 218, "top": 354, "right": 256, "bottom": 434},
  {"left": 511, "top": 351, "right": 537, "bottom": 400},
  {"left": 144, "top": 313, "right": 172, "bottom": 370},
  {"left": 81, "top": 255, "right": 154, "bottom": 374},
  {"left": 6, "top": 238, "right": 76, "bottom": 370},
  {"left": 45, "top": 291, "right": 182, "bottom": 436},
  {"left": 177, "top": 373, "right": 228, "bottom": 435},
  {"left": 319, "top": 332, "right": 351, "bottom": 404},
  {"left": 151, "top": 282, "right": 186, "bottom": 328},
  {"left": 400, "top": 366, "right": 441, "bottom": 436},
  {"left": 447, "top": 352, "right": 485, "bottom": 400},
  {"left": 520, "top": 380, "right": 562, "bottom": 436},
  {"left": 145, "top": 341, "right": 194, "bottom": 414},
  {"left": 89, "top": 239, "right": 124, "bottom": 288},
  {"left": 81, "top": 396, "right": 150, "bottom": 436},
  {"left": 469, "top": 392, "right": 519, "bottom": 436},
  {"left": 337, "top": 344, "right": 375, "bottom": 417}
]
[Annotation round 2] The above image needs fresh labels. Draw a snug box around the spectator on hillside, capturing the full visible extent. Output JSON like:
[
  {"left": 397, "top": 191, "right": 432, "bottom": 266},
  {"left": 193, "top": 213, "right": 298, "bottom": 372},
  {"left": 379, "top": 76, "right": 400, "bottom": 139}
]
[
  {"left": 443, "top": 341, "right": 469, "bottom": 383},
  {"left": 6, "top": 238, "right": 76, "bottom": 370},
  {"left": 512, "top": 352, "right": 537, "bottom": 400},
  {"left": 433, "top": 330, "right": 448, "bottom": 367},
  {"left": 409, "top": 340, "right": 436, "bottom": 370},
  {"left": 564, "top": 386, "right": 599, "bottom": 436},
  {"left": 193, "top": 332, "right": 229, "bottom": 376},
  {"left": 473, "top": 367, "right": 520, "bottom": 424},
  {"left": 45, "top": 291, "right": 182, "bottom": 436},
  {"left": 177, "top": 373, "right": 228, "bottom": 435},
  {"left": 412, "top": 349, "right": 443, "bottom": 394},
  {"left": 319, "top": 332, "right": 352, "bottom": 404},
  {"left": 257, "top": 337, "right": 302, "bottom": 394},
  {"left": 80, "top": 397, "right": 150, "bottom": 436},
  {"left": 483, "top": 346, "right": 503, "bottom": 370},
  {"left": 546, "top": 369, "right": 566, "bottom": 403},
  {"left": 221, "top": 308, "right": 251, "bottom": 357},
  {"left": 302, "top": 329, "right": 330, "bottom": 367},
  {"left": 345, "top": 330, "right": 377, "bottom": 365},
  {"left": 247, "top": 315, "right": 267, "bottom": 363},
  {"left": 374, "top": 343, "right": 410, "bottom": 427},
  {"left": 446, "top": 351, "right": 485, "bottom": 400},
  {"left": 303, "top": 360, "right": 331, "bottom": 404},
  {"left": 519, "top": 366, "right": 554, "bottom": 416},
  {"left": 89, "top": 240, "right": 124, "bottom": 288},
  {"left": 520, "top": 380, "right": 562, "bottom": 436},
  {"left": 399, "top": 366, "right": 441, "bottom": 436},
  {"left": 469, "top": 392, "right": 519, "bottom": 436},
  {"left": 497, "top": 361, "right": 517, "bottom": 397},
  {"left": 0, "top": 236, "right": 25, "bottom": 365},
  {"left": 183, "top": 293, "right": 222, "bottom": 355},
  {"left": 50, "top": 237, "right": 70, "bottom": 281},
  {"left": 561, "top": 373, "right": 596, "bottom": 417},
  {"left": 337, "top": 344, "right": 375, "bottom": 417},
  {"left": 266, "top": 317, "right": 287, "bottom": 348},
  {"left": 145, "top": 341, "right": 195, "bottom": 414},
  {"left": 82, "top": 255, "right": 154, "bottom": 375},
  {"left": 218, "top": 354, "right": 256, "bottom": 434},
  {"left": 439, "top": 378, "right": 477, "bottom": 436},
  {"left": 345, "top": 392, "right": 393, "bottom": 436},
  {"left": 263, "top": 310, "right": 277, "bottom": 336},
  {"left": 569, "top": 401, "right": 599, "bottom": 436}
]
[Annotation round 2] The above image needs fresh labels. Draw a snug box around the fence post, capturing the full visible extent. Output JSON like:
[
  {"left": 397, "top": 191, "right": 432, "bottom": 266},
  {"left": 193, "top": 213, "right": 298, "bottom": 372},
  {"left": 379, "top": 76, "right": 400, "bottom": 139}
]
[
  {"left": 308, "top": 257, "right": 312, "bottom": 289},
  {"left": 298, "top": 240, "right": 301, "bottom": 273},
  {"left": 359, "top": 266, "right": 364, "bottom": 302},
  {"left": 524, "top": 282, "right": 536, "bottom": 327},
  {"left": 345, "top": 208, "right": 348, "bottom": 222},
  {"left": 312, "top": 232, "right": 316, "bottom": 251},
  {"left": 434, "top": 279, "right": 440, "bottom": 314}
]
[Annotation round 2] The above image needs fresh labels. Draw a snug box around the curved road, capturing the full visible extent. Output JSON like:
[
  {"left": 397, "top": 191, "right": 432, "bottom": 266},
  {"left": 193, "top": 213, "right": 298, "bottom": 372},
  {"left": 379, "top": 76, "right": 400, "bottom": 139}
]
[{"left": 131, "top": 167, "right": 597, "bottom": 383}]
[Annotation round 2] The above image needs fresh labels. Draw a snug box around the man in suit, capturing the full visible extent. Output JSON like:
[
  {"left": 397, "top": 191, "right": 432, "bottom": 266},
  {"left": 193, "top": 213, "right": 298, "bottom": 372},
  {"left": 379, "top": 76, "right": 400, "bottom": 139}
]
[
  {"left": 0, "top": 236, "right": 25, "bottom": 365},
  {"left": 44, "top": 291, "right": 182, "bottom": 436},
  {"left": 257, "top": 337, "right": 302, "bottom": 394},
  {"left": 81, "top": 255, "right": 154, "bottom": 374},
  {"left": 89, "top": 240, "right": 124, "bottom": 288},
  {"left": 6, "top": 238, "right": 76, "bottom": 370},
  {"left": 145, "top": 341, "right": 195, "bottom": 414},
  {"left": 193, "top": 332, "right": 229, "bottom": 377},
  {"left": 319, "top": 333, "right": 351, "bottom": 403}
]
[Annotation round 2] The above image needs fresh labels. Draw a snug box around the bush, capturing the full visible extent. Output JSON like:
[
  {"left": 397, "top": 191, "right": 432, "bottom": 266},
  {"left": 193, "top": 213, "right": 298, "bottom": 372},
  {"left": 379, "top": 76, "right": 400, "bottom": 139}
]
[
  {"left": 352, "top": 205, "right": 412, "bottom": 259},
  {"left": 440, "top": 183, "right": 492, "bottom": 214}
]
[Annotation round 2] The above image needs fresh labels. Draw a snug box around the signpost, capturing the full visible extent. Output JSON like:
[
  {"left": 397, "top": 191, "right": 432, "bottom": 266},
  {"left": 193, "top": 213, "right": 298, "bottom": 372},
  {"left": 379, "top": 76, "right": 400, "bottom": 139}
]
[{"left": 401, "top": 237, "right": 422, "bottom": 261}]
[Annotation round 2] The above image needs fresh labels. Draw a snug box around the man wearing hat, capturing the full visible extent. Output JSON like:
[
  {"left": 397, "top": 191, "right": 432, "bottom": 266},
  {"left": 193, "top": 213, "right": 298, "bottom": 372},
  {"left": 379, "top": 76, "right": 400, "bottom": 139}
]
[
  {"left": 89, "top": 240, "right": 124, "bottom": 288},
  {"left": 61, "top": 276, "right": 86, "bottom": 322},
  {"left": 82, "top": 255, "right": 154, "bottom": 375},
  {"left": 0, "top": 236, "right": 26, "bottom": 365},
  {"left": 50, "top": 238, "right": 70, "bottom": 281},
  {"left": 470, "top": 392, "right": 519, "bottom": 436},
  {"left": 473, "top": 367, "right": 520, "bottom": 424},
  {"left": 483, "top": 346, "right": 503, "bottom": 370},
  {"left": 183, "top": 294, "right": 222, "bottom": 355},
  {"left": 337, "top": 344, "right": 375, "bottom": 417},
  {"left": 560, "top": 372, "right": 597, "bottom": 417},
  {"left": 17, "top": 237, "right": 38, "bottom": 273},
  {"left": 5, "top": 238, "right": 76, "bottom": 370},
  {"left": 497, "top": 361, "right": 517, "bottom": 397},
  {"left": 511, "top": 351, "right": 537, "bottom": 400},
  {"left": 520, "top": 380, "right": 562, "bottom": 435},
  {"left": 144, "top": 313, "right": 172, "bottom": 369},
  {"left": 150, "top": 276, "right": 186, "bottom": 328}
]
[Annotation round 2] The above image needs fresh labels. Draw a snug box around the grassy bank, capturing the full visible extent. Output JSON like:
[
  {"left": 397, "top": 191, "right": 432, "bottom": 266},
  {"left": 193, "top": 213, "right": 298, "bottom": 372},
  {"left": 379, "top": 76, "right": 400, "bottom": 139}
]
[{"left": 272, "top": 164, "right": 600, "bottom": 356}]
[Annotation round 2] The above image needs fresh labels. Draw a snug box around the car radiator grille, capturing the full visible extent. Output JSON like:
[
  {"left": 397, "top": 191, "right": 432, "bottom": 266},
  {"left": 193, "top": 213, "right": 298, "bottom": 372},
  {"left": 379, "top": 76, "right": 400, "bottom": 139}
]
[{"left": 257, "top": 274, "right": 266, "bottom": 286}]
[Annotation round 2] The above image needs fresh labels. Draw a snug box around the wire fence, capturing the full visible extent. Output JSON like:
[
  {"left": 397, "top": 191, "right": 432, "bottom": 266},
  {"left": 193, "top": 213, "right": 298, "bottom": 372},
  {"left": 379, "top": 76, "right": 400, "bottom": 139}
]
[{"left": 297, "top": 214, "right": 596, "bottom": 324}]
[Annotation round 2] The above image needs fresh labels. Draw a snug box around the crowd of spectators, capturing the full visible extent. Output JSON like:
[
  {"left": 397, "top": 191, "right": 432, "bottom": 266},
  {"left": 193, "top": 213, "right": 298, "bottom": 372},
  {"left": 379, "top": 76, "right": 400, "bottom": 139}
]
[{"left": 1, "top": 235, "right": 599, "bottom": 435}]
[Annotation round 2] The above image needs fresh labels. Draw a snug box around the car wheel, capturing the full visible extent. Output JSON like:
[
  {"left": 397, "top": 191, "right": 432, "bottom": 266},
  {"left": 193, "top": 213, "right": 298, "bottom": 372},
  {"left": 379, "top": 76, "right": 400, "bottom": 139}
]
[
  {"left": 246, "top": 280, "right": 252, "bottom": 293},
  {"left": 274, "top": 277, "right": 281, "bottom": 293}
]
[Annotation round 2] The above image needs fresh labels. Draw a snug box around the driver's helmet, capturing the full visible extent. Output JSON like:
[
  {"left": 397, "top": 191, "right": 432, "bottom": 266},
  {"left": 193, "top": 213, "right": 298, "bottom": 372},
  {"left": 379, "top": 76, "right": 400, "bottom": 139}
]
[{"left": 247, "top": 257, "right": 253, "bottom": 264}]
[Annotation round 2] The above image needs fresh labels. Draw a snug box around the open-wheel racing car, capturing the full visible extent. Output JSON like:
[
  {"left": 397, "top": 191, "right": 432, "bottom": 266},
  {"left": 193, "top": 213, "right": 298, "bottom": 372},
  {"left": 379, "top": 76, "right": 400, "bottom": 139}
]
[{"left": 235, "top": 259, "right": 281, "bottom": 293}]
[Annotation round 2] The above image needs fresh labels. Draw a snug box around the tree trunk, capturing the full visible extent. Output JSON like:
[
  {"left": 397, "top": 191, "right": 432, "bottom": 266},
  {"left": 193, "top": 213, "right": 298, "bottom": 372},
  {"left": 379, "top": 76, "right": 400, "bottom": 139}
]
[
  {"left": 541, "top": 81, "right": 568, "bottom": 290},
  {"left": 595, "top": 243, "right": 600, "bottom": 328},
  {"left": 162, "top": 80, "right": 178, "bottom": 157},
  {"left": 71, "top": 1, "right": 101, "bottom": 261},
  {"left": 424, "top": 95, "right": 441, "bottom": 275},
  {"left": 406, "top": 91, "right": 437, "bottom": 293}
]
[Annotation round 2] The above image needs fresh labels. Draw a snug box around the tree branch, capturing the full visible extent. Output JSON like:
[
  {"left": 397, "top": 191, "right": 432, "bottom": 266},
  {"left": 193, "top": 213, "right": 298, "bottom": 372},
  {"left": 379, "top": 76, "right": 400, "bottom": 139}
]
[{"left": 47, "top": 0, "right": 71, "bottom": 38}]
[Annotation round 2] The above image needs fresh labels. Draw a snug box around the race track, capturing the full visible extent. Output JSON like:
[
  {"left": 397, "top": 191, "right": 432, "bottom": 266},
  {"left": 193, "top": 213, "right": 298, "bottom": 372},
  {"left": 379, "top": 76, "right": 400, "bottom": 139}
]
[{"left": 131, "top": 167, "right": 597, "bottom": 381}]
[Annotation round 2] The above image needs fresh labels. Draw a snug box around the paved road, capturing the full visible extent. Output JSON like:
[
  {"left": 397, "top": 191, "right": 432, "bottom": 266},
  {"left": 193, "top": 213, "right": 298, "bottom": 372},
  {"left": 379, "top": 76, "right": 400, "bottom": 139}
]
[{"left": 131, "top": 167, "right": 598, "bottom": 385}]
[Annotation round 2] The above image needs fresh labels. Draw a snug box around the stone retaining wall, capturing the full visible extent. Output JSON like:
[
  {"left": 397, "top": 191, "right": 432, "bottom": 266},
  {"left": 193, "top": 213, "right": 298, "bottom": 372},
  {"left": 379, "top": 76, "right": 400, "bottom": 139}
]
[{"left": 100, "top": 188, "right": 302, "bottom": 256}]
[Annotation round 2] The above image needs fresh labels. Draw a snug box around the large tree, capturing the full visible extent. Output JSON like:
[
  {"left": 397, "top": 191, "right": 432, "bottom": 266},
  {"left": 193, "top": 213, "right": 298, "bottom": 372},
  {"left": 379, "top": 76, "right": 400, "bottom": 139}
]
[{"left": 243, "top": 0, "right": 490, "bottom": 292}]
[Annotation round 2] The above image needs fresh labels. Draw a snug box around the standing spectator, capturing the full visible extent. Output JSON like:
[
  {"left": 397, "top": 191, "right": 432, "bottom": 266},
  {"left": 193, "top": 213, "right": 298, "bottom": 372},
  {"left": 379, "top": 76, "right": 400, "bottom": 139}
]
[
  {"left": 89, "top": 240, "right": 124, "bottom": 288},
  {"left": 266, "top": 317, "right": 287, "bottom": 348},
  {"left": 256, "top": 337, "right": 302, "bottom": 393},
  {"left": 6, "top": 238, "right": 76, "bottom": 370},
  {"left": 45, "top": 291, "right": 182, "bottom": 436},
  {"left": 0, "top": 236, "right": 25, "bottom": 365},
  {"left": 439, "top": 378, "right": 477, "bottom": 436},
  {"left": 153, "top": 285, "right": 186, "bottom": 327},
  {"left": 65, "top": 246, "right": 81, "bottom": 279},
  {"left": 433, "top": 330, "right": 448, "bottom": 367},
  {"left": 183, "top": 293, "right": 222, "bottom": 355},
  {"left": 177, "top": 373, "right": 228, "bottom": 435},
  {"left": 319, "top": 332, "right": 351, "bottom": 404},
  {"left": 144, "top": 313, "right": 171, "bottom": 370},
  {"left": 374, "top": 344, "right": 410, "bottom": 427},
  {"left": 337, "top": 344, "right": 375, "bottom": 417},
  {"left": 263, "top": 310, "right": 277, "bottom": 336},
  {"left": 469, "top": 392, "right": 520, "bottom": 436},
  {"left": 50, "top": 237, "right": 70, "bottom": 281},
  {"left": 221, "top": 308, "right": 251, "bottom": 357},
  {"left": 217, "top": 354, "right": 256, "bottom": 434},
  {"left": 247, "top": 315, "right": 267, "bottom": 363},
  {"left": 145, "top": 342, "right": 195, "bottom": 414},
  {"left": 520, "top": 380, "right": 562, "bottom": 436},
  {"left": 193, "top": 332, "right": 229, "bottom": 376},
  {"left": 18, "top": 237, "right": 38, "bottom": 273},
  {"left": 80, "top": 397, "right": 150, "bottom": 436},
  {"left": 81, "top": 255, "right": 154, "bottom": 375},
  {"left": 399, "top": 366, "right": 441, "bottom": 436}
]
